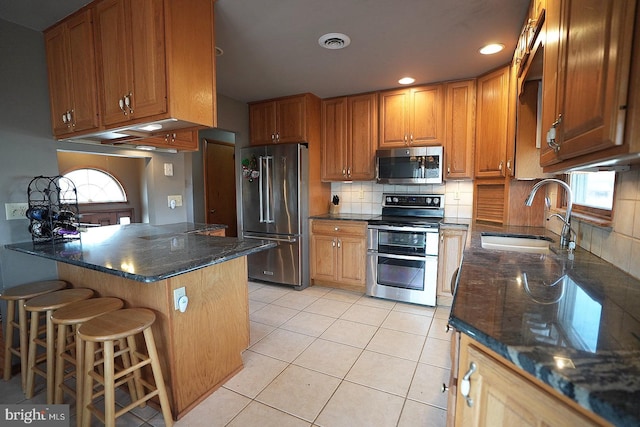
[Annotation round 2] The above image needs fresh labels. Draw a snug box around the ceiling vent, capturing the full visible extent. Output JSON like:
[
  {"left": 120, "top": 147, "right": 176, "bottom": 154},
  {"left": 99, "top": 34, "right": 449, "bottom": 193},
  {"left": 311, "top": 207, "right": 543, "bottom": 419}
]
[{"left": 318, "top": 33, "right": 351, "bottom": 50}]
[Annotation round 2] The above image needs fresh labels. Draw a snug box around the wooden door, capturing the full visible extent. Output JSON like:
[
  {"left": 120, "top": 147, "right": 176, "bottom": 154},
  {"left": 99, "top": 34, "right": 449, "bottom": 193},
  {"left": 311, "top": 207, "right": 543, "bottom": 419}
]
[
  {"left": 321, "top": 97, "right": 348, "bottom": 181},
  {"left": 410, "top": 84, "right": 444, "bottom": 146},
  {"left": 445, "top": 80, "right": 476, "bottom": 179},
  {"left": 249, "top": 101, "right": 276, "bottom": 145},
  {"left": 204, "top": 139, "right": 237, "bottom": 236},
  {"left": 310, "top": 234, "right": 337, "bottom": 281},
  {"left": 337, "top": 236, "right": 366, "bottom": 288},
  {"left": 348, "top": 93, "right": 377, "bottom": 180},
  {"left": 45, "top": 23, "right": 72, "bottom": 136},
  {"left": 276, "top": 95, "right": 307, "bottom": 143},
  {"left": 128, "top": 0, "right": 167, "bottom": 120},
  {"left": 379, "top": 89, "right": 409, "bottom": 148},
  {"left": 552, "top": 0, "right": 635, "bottom": 159},
  {"left": 67, "top": 10, "right": 99, "bottom": 133},
  {"left": 475, "top": 66, "right": 510, "bottom": 178},
  {"left": 95, "top": 0, "right": 132, "bottom": 126}
]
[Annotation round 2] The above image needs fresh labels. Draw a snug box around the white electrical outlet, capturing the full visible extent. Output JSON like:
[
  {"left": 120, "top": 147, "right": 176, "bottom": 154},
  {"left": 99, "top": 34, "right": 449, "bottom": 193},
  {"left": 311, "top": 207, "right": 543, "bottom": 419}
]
[
  {"left": 163, "top": 163, "right": 174, "bottom": 176},
  {"left": 5, "top": 203, "right": 29, "bottom": 220},
  {"left": 168, "top": 195, "right": 183, "bottom": 208},
  {"left": 173, "top": 287, "right": 186, "bottom": 310},
  {"left": 358, "top": 189, "right": 365, "bottom": 199}
]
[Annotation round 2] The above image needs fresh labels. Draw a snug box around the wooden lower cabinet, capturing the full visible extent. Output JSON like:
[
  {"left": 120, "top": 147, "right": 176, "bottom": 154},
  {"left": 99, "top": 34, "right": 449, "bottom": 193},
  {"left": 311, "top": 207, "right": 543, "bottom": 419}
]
[
  {"left": 437, "top": 227, "right": 467, "bottom": 306},
  {"left": 310, "top": 219, "right": 367, "bottom": 292},
  {"left": 452, "top": 334, "right": 608, "bottom": 427}
]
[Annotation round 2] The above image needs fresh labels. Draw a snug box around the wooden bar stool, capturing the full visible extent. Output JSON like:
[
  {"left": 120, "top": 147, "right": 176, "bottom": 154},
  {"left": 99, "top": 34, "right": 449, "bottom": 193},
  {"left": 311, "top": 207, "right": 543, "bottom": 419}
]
[
  {"left": 1, "top": 280, "right": 68, "bottom": 391},
  {"left": 24, "top": 288, "right": 94, "bottom": 403},
  {"left": 51, "top": 297, "right": 124, "bottom": 423},
  {"left": 78, "top": 308, "right": 173, "bottom": 427}
]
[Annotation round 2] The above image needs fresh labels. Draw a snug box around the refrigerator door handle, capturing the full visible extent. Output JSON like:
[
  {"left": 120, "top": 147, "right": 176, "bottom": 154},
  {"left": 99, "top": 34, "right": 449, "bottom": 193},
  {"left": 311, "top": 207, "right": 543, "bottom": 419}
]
[
  {"left": 259, "top": 156, "right": 265, "bottom": 223},
  {"left": 264, "top": 155, "right": 274, "bottom": 223}
]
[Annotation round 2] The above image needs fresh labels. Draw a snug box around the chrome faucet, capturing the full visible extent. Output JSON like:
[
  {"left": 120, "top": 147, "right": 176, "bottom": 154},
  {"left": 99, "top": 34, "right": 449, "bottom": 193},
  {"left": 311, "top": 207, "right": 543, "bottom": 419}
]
[{"left": 525, "top": 179, "right": 574, "bottom": 249}]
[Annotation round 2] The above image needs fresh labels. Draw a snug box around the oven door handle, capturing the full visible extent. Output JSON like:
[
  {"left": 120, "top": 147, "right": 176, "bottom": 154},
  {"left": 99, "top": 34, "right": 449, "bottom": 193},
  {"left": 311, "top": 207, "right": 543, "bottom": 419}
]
[
  {"left": 367, "top": 224, "right": 439, "bottom": 233},
  {"left": 368, "top": 252, "right": 435, "bottom": 262}
]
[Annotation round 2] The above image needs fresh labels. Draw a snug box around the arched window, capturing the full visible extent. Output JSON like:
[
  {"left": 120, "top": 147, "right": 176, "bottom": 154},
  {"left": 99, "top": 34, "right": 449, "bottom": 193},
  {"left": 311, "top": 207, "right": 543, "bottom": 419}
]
[{"left": 62, "top": 168, "right": 127, "bottom": 204}]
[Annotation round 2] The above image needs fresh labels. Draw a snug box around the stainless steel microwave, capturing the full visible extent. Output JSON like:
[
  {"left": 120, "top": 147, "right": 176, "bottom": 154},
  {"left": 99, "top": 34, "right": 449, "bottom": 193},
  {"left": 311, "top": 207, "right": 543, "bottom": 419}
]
[{"left": 376, "top": 146, "right": 443, "bottom": 184}]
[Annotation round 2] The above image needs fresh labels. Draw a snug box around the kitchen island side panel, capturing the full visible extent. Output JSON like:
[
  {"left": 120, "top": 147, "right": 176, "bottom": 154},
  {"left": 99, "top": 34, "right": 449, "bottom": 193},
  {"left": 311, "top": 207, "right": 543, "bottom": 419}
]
[{"left": 56, "top": 256, "right": 249, "bottom": 420}]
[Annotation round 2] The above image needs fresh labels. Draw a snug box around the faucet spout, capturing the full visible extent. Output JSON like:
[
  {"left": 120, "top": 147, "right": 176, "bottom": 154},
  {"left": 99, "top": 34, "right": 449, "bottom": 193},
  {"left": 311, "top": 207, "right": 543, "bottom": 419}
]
[{"left": 525, "top": 179, "right": 574, "bottom": 249}]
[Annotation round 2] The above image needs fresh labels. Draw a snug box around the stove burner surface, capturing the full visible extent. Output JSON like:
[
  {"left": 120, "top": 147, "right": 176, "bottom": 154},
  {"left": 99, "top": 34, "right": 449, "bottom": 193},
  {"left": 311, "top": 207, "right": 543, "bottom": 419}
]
[{"left": 368, "top": 215, "right": 442, "bottom": 228}]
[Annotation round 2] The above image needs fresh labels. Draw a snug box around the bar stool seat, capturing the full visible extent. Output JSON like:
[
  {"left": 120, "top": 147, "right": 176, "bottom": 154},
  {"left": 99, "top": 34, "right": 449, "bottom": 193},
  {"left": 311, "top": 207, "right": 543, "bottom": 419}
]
[
  {"left": 24, "top": 288, "right": 94, "bottom": 403},
  {"left": 1, "top": 280, "right": 68, "bottom": 391},
  {"left": 78, "top": 308, "right": 173, "bottom": 427},
  {"left": 51, "top": 297, "right": 124, "bottom": 423}
]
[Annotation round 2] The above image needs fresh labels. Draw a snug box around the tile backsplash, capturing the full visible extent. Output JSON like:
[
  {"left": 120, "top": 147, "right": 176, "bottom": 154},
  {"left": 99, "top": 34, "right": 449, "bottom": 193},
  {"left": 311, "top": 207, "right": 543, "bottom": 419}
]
[
  {"left": 545, "top": 168, "right": 640, "bottom": 280},
  {"left": 329, "top": 170, "right": 640, "bottom": 281},
  {"left": 329, "top": 180, "right": 474, "bottom": 219}
]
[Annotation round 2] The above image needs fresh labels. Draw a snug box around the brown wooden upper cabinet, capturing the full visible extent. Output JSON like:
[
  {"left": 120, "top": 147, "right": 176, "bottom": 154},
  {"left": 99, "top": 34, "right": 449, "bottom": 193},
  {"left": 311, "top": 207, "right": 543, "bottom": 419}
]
[
  {"left": 44, "top": 9, "right": 100, "bottom": 138},
  {"left": 321, "top": 93, "right": 378, "bottom": 181},
  {"left": 474, "top": 66, "right": 511, "bottom": 178},
  {"left": 379, "top": 84, "right": 445, "bottom": 148},
  {"left": 540, "top": 0, "right": 637, "bottom": 170},
  {"left": 444, "top": 80, "right": 476, "bottom": 180},
  {"left": 92, "top": 0, "right": 216, "bottom": 129},
  {"left": 249, "top": 94, "right": 320, "bottom": 145}
]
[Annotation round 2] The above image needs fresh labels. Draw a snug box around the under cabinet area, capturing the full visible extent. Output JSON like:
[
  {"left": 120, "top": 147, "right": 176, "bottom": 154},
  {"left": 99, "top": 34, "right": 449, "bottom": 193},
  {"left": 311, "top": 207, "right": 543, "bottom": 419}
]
[
  {"left": 436, "top": 226, "right": 467, "bottom": 306},
  {"left": 310, "top": 219, "right": 367, "bottom": 292},
  {"left": 249, "top": 94, "right": 320, "bottom": 145},
  {"left": 452, "top": 334, "right": 606, "bottom": 427},
  {"left": 44, "top": 9, "right": 100, "bottom": 137},
  {"left": 321, "top": 93, "right": 378, "bottom": 181},
  {"left": 135, "top": 128, "right": 200, "bottom": 151},
  {"left": 379, "top": 84, "right": 445, "bottom": 148}
]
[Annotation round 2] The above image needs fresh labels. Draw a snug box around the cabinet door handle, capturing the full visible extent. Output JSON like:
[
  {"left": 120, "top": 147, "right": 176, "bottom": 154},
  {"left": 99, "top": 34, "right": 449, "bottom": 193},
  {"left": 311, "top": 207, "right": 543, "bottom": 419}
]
[
  {"left": 498, "top": 161, "right": 503, "bottom": 171},
  {"left": 460, "top": 362, "right": 477, "bottom": 407},
  {"left": 62, "top": 112, "right": 68, "bottom": 124},
  {"left": 124, "top": 93, "right": 133, "bottom": 114},
  {"left": 276, "top": 132, "right": 280, "bottom": 142},
  {"left": 547, "top": 114, "right": 562, "bottom": 152},
  {"left": 506, "top": 159, "right": 512, "bottom": 172},
  {"left": 337, "top": 240, "right": 341, "bottom": 248},
  {"left": 347, "top": 167, "right": 351, "bottom": 177},
  {"left": 119, "top": 97, "right": 127, "bottom": 115},
  {"left": 447, "top": 165, "right": 451, "bottom": 175},
  {"left": 271, "top": 134, "right": 276, "bottom": 142},
  {"left": 404, "top": 134, "right": 408, "bottom": 145},
  {"left": 410, "top": 133, "right": 414, "bottom": 144},
  {"left": 69, "top": 110, "right": 75, "bottom": 127}
]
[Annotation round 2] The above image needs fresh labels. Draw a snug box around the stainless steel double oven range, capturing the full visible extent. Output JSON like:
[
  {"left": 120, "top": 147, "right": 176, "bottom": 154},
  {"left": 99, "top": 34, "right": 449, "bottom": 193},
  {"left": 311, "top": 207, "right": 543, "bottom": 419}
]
[{"left": 366, "top": 194, "right": 443, "bottom": 306}]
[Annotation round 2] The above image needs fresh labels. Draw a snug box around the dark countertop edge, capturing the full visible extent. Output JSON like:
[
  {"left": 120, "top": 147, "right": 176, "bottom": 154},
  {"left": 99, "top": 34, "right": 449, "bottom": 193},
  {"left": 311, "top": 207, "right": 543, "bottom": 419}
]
[
  {"left": 309, "top": 213, "right": 378, "bottom": 222},
  {"left": 8, "top": 240, "right": 276, "bottom": 283},
  {"left": 450, "top": 223, "right": 640, "bottom": 427},
  {"left": 448, "top": 315, "right": 638, "bottom": 427}
]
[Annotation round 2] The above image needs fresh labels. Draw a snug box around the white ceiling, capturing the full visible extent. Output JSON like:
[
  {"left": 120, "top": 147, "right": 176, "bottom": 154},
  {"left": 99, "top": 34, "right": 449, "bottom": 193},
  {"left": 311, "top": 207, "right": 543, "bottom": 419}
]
[{"left": 0, "top": 0, "right": 529, "bottom": 103}]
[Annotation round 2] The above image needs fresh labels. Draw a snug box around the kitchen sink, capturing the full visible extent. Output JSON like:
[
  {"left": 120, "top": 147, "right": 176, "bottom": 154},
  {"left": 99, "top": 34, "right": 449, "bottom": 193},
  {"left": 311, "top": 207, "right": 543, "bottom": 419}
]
[{"left": 480, "top": 232, "right": 554, "bottom": 254}]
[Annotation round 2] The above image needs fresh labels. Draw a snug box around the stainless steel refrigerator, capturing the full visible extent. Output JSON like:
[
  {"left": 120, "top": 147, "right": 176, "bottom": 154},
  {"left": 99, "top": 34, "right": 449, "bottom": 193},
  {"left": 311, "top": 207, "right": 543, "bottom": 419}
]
[{"left": 240, "top": 143, "right": 309, "bottom": 289}]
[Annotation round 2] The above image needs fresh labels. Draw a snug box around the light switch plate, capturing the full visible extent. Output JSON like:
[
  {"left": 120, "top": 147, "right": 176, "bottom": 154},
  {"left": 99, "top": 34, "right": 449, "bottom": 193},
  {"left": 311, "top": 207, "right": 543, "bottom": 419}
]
[
  {"left": 164, "top": 163, "right": 174, "bottom": 176},
  {"left": 5, "top": 203, "right": 29, "bottom": 220}
]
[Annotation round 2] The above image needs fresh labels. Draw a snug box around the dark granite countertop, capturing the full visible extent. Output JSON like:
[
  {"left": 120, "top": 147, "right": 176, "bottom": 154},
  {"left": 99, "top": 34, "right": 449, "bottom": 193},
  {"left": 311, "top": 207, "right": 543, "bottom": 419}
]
[
  {"left": 5, "top": 222, "right": 275, "bottom": 283},
  {"left": 450, "top": 223, "right": 640, "bottom": 427}
]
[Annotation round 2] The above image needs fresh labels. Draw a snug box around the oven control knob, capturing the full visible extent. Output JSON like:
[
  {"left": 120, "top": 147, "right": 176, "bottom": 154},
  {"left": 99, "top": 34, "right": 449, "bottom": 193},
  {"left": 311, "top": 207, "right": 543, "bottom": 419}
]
[
  {"left": 386, "top": 196, "right": 392, "bottom": 203},
  {"left": 433, "top": 197, "right": 440, "bottom": 206},
  {"left": 426, "top": 197, "right": 432, "bottom": 204},
  {"left": 393, "top": 197, "right": 399, "bottom": 203}
]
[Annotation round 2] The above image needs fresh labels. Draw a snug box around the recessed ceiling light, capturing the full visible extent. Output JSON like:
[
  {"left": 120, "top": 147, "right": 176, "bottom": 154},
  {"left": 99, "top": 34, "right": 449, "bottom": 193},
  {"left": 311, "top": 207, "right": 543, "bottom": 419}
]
[
  {"left": 479, "top": 43, "right": 505, "bottom": 55},
  {"left": 398, "top": 77, "right": 415, "bottom": 85},
  {"left": 318, "top": 33, "right": 351, "bottom": 50}
]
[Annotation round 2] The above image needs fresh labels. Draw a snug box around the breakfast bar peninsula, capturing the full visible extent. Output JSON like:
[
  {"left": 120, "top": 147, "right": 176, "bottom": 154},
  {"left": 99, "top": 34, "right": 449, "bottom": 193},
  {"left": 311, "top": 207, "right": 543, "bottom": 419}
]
[{"left": 6, "top": 222, "right": 275, "bottom": 419}]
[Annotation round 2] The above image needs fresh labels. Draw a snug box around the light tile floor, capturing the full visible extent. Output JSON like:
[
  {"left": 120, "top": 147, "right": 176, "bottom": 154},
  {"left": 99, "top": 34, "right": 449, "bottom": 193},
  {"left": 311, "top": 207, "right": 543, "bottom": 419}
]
[{"left": 0, "top": 282, "right": 452, "bottom": 426}]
